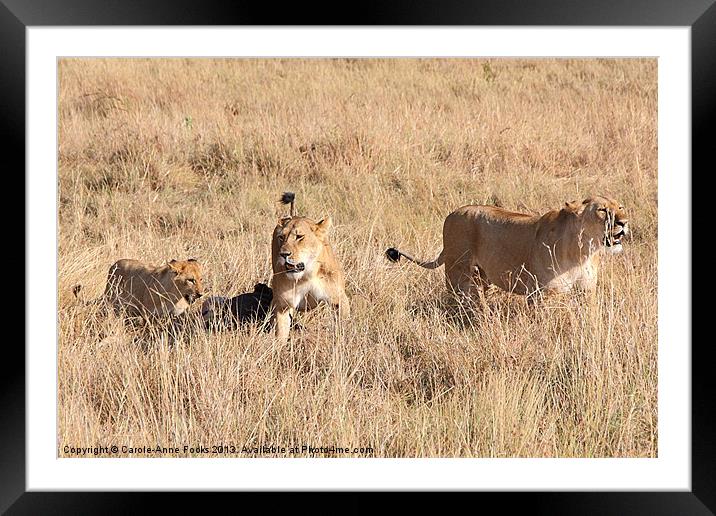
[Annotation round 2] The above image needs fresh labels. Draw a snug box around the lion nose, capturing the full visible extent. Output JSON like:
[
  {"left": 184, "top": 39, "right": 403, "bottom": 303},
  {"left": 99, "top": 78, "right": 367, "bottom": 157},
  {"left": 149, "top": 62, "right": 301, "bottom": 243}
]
[{"left": 280, "top": 251, "right": 291, "bottom": 258}]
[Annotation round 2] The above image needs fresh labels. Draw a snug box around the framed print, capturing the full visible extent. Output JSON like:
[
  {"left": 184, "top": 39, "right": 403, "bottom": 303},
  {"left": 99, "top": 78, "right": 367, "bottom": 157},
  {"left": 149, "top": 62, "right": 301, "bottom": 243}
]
[{"left": 5, "top": 0, "right": 710, "bottom": 513}]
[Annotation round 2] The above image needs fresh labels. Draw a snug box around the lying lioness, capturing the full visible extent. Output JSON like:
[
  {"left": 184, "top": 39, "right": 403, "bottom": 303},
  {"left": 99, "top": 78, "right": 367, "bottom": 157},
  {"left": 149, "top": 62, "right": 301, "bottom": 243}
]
[
  {"left": 386, "top": 196, "right": 629, "bottom": 300},
  {"left": 82, "top": 258, "right": 204, "bottom": 319},
  {"left": 271, "top": 192, "right": 350, "bottom": 343}
]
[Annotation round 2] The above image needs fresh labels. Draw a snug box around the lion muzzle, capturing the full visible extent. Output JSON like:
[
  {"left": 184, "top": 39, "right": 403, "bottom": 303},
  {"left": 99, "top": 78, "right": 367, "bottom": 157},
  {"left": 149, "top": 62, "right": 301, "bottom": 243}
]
[{"left": 284, "top": 258, "right": 306, "bottom": 273}]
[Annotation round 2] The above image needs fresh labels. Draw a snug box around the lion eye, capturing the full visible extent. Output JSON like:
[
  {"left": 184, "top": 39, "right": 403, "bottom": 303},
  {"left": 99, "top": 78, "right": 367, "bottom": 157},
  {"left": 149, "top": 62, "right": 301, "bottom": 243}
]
[
  {"left": 296, "top": 234, "right": 304, "bottom": 241},
  {"left": 187, "top": 278, "right": 195, "bottom": 284},
  {"left": 597, "top": 208, "right": 607, "bottom": 213}
]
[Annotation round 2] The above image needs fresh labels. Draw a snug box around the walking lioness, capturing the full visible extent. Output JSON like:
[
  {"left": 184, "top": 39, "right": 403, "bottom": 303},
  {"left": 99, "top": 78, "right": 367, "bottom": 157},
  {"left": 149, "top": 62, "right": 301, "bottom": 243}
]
[
  {"left": 386, "top": 195, "right": 629, "bottom": 300},
  {"left": 271, "top": 192, "right": 350, "bottom": 342}
]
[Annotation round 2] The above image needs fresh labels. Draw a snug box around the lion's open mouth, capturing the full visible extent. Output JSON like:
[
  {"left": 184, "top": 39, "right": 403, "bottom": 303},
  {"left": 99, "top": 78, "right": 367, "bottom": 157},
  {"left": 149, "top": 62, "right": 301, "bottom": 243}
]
[
  {"left": 284, "top": 259, "right": 306, "bottom": 273},
  {"left": 605, "top": 228, "right": 625, "bottom": 247}
]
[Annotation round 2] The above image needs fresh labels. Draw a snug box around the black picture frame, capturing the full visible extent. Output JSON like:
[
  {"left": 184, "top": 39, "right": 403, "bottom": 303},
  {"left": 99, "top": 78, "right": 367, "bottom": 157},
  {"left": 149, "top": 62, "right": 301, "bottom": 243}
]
[{"left": 5, "top": 1, "right": 708, "bottom": 513}]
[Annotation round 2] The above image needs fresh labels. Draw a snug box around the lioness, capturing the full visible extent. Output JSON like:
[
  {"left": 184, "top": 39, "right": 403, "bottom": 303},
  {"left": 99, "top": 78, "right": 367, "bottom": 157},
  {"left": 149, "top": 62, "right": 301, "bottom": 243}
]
[
  {"left": 271, "top": 192, "right": 350, "bottom": 343},
  {"left": 99, "top": 258, "right": 204, "bottom": 319},
  {"left": 386, "top": 196, "right": 629, "bottom": 300}
]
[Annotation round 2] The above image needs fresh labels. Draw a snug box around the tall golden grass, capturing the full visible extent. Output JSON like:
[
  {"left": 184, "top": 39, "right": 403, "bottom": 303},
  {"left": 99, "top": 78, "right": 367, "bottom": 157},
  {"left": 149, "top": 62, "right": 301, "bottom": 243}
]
[{"left": 58, "top": 58, "right": 657, "bottom": 457}]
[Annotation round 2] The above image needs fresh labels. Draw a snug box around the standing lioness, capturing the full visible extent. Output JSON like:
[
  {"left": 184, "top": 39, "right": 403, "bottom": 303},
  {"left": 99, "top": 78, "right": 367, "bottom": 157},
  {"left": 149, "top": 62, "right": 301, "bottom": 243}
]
[
  {"left": 271, "top": 192, "right": 350, "bottom": 343},
  {"left": 386, "top": 196, "right": 629, "bottom": 300}
]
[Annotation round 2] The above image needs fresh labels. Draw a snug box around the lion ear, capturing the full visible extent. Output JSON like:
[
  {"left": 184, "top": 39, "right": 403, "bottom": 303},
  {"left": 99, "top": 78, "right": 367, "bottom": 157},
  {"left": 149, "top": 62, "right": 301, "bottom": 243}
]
[
  {"left": 564, "top": 201, "right": 587, "bottom": 215},
  {"left": 278, "top": 216, "right": 291, "bottom": 226},
  {"left": 314, "top": 216, "right": 332, "bottom": 236},
  {"left": 168, "top": 259, "right": 181, "bottom": 273}
]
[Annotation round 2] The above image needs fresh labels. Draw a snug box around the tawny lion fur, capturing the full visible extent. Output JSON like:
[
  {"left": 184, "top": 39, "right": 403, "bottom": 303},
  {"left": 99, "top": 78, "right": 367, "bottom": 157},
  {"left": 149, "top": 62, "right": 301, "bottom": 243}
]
[
  {"left": 387, "top": 195, "right": 629, "bottom": 299},
  {"left": 271, "top": 193, "right": 350, "bottom": 343},
  {"left": 99, "top": 258, "right": 204, "bottom": 319}
]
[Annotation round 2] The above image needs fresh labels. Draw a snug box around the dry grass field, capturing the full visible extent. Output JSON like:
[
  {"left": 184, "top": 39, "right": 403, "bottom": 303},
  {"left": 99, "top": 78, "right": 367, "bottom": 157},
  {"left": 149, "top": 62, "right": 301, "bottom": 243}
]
[{"left": 58, "top": 58, "right": 657, "bottom": 458}]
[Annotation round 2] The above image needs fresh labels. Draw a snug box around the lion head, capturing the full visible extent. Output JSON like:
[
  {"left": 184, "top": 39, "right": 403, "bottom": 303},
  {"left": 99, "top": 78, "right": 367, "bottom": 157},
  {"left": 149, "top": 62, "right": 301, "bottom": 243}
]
[
  {"left": 567, "top": 196, "right": 630, "bottom": 254},
  {"left": 167, "top": 258, "right": 204, "bottom": 303},
  {"left": 272, "top": 215, "right": 331, "bottom": 281}
]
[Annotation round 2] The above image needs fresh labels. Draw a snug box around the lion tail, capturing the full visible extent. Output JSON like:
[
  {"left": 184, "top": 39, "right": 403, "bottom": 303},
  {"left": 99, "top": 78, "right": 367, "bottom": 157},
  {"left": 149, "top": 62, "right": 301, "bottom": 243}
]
[
  {"left": 280, "top": 191, "right": 296, "bottom": 218},
  {"left": 385, "top": 247, "right": 445, "bottom": 270}
]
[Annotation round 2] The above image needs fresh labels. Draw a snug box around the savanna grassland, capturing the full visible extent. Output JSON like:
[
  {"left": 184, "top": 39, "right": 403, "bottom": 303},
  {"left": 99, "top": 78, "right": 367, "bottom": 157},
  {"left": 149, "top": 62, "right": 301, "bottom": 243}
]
[{"left": 58, "top": 58, "right": 657, "bottom": 458}]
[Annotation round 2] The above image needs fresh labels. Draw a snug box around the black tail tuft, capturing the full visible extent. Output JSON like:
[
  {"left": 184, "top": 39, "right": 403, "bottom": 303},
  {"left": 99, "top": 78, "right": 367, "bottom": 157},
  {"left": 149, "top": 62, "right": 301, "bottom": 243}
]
[
  {"left": 280, "top": 191, "right": 296, "bottom": 217},
  {"left": 280, "top": 192, "right": 295, "bottom": 205},
  {"left": 385, "top": 248, "right": 401, "bottom": 262}
]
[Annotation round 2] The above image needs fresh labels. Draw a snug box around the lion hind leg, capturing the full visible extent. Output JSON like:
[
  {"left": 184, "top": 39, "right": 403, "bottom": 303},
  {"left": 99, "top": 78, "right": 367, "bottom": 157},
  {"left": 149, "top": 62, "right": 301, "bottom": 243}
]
[
  {"left": 445, "top": 259, "right": 473, "bottom": 298},
  {"left": 471, "top": 264, "right": 490, "bottom": 307}
]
